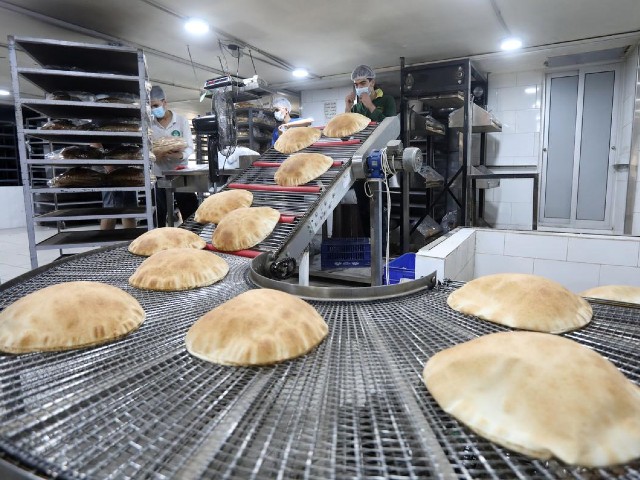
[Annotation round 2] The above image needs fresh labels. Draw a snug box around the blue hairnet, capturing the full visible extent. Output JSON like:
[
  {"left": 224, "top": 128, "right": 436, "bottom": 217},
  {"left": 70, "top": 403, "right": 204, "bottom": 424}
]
[
  {"left": 273, "top": 97, "right": 292, "bottom": 111},
  {"left": 150, "top": 85, "right": 165, "bottom": 100},
  {"left": 351, "top": 65, "right": 376, "bottom": 81}
]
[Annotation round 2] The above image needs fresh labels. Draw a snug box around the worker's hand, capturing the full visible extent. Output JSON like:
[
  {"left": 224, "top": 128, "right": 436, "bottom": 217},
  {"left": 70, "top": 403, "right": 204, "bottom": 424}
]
[
  {"left": 359, "top": 92, "right": 376, "bottom": 112},
  {"left": 165, "top": 151, "right": 184, "bottom": 161},
  {"left": 345, "top": 91, "right": 356, "bottom": 111},
  {"left": 104, "top": 165, "right": 117, "bottom": 173}
]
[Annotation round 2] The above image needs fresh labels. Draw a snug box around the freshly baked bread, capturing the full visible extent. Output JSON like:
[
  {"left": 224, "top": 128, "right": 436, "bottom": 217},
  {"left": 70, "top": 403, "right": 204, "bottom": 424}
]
[
  {"left": 0, "top": 281, "right": 145, "bottom": 353},
  {"left": 211, "top": 207, "right": 280, "bottom": 251},
  {"left": 185, "top": 288, "right": 328, "bottom": 366},
  {"left": 580, "top": 285, "right": 640, "bottom": 304},
  {"left": 322, "top": 112, "right": 370, "bottom": 138},
  {"left": 423, "top": 331, "right": 640, "bottom": 467},
  {"left": 447, "top": 273, "right": 592, "bottom": 333},
  {"left": 129, "top": 248, "right": 229, "bottom": 291},
  {"left": 194, "top": 189, "right": 253, "bottom": 224},
  {"left": 274, "top": 127, "right": 321, "bottom": 154},
  {"left": 274, "top": 153, "right": 333, "bottom": 187},
  {"left": 128, "top": 227, "right": 206, "bottom": 256}
]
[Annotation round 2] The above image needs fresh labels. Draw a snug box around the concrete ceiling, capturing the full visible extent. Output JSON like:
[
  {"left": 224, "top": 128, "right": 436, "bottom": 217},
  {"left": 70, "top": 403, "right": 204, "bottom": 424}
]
[{"left": 0, "top": 0, "right": 639, "bottom": 118}]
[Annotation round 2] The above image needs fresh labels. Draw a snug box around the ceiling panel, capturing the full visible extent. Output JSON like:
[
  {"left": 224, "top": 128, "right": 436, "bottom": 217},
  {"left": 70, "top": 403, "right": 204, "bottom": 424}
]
[{"left": 0, "top": 0, "right": 639, "bottom": 115}]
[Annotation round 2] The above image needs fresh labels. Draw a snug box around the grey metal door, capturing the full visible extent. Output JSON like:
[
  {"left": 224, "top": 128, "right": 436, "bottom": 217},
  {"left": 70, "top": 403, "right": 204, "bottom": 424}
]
[{"left": 540, "top": 64, "right": 620, "bottom": 229}]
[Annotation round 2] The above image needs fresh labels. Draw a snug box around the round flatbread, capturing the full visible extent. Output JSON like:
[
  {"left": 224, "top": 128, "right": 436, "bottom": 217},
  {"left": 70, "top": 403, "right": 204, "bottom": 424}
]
[
  {"left": 274, "top": 153, "right": 333, "bottom": 187},
  {"left": 423, "top": 331, "right": 640, "bottom": 467},
  {"left": 128, "top": 227, "right": 206, "bottom": 256},
  {"left": 447, "top": 273, "right": 592, "bottom": 333},
  {"left": 580, "top": 285, "right": 640, "bottom": 304},
  {"left": 0, "top": 281, "right": 145, "bottom": 354},
  {"left": 322, "top": 112, "right": 370, "bottom": 138},
  {"left": 211, "top": 207, "right": 280, "bottom": 251},
  {"left": 185, "top": 288, "right": 328, "bottom": 366},
  {"left": 274, "top": 127, "right": 321, "bottom": 154},
  {"left": 194, "top": 189, "right": 253, "bottom": 224},
  {"left": 129, "top": 248, "right": 229, "bottom": 291}
]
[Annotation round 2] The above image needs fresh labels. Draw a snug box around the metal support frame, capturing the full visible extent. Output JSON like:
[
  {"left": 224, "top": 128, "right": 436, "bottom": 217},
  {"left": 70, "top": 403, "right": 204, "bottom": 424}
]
[
  {"left": 369, "top": 179, "right": 384, "bottom": 286},
  {"left": 470, "top": 172, "right": 539, "bottom": 230}
]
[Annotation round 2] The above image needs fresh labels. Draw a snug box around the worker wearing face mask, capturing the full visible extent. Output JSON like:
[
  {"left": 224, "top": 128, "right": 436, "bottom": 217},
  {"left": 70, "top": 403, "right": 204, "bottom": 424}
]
[
  {"left": 344, "top": 65, "right": 397, "bottom": 239},
  {"left": 271, "top": 97, "right": 294, "bottom": 145},
  {"left": 149, "top": 85, "right": 198, "bottom": 227},
  {"left": 344, "top": 64, "right": 396, "bottom": 121}
]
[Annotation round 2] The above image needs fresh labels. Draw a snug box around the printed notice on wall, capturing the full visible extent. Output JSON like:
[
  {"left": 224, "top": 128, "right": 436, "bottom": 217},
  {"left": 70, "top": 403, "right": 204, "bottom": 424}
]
[{"left": 323, "top": 101, "right": 337, "bottom": 121}]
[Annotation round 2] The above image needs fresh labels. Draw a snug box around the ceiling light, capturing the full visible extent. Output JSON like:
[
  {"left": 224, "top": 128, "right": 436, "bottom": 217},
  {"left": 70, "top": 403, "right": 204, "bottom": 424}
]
[
  {"left": 524, "top": 87, "right": 536, "bottom": 94},
  {"left": 184, "top": 18, "right": 209, "bottom": 35},
  {"left": 0, "top": 89, "right": 10, "bottom": 96},
  {"left": 500, "top": 37, "right": 522, "bottom": 51},
  {"left": 292, "top": 68, "right": 309, "bottom": 78}
]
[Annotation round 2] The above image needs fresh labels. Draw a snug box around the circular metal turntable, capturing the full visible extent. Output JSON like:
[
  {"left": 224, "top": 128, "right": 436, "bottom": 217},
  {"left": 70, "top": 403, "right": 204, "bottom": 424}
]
[{"left": 0, "top": 245, "right": 638, "bottom": 479}]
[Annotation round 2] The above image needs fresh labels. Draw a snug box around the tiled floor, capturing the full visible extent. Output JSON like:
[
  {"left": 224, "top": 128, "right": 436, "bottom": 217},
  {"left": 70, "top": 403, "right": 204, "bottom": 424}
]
[{"left": 0, "top": 225, "right": 95, "bottom": 284}]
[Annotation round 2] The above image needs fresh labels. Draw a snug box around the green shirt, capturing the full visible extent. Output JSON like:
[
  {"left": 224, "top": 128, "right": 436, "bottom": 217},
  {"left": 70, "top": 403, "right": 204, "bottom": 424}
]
[{"left": 351, "top": 89, "right": 396, "bottom": 121}]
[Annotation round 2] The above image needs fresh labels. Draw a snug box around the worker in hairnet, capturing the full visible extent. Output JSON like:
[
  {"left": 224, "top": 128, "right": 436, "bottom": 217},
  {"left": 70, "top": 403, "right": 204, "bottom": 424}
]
[
  {"left": 344, "top": 65, "right": 397, "bottom": 237},
  {"left": 149, "top": 85, "right": 198, "bottom": 227},
  {"left": 271, "top": 97, "right": 311, "bottom": 145},
  {"left": 345, "top": 64, "right": 396, "bottom": 121}
]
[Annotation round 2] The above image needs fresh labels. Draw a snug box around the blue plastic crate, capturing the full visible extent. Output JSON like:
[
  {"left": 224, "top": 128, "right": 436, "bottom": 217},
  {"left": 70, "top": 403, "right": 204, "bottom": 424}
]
[
  {"left": 321, "top": 237, "right": 371, "bottom": 269},
  {"left": 383, "top": 253, "right": 416, "bottom": 285}
]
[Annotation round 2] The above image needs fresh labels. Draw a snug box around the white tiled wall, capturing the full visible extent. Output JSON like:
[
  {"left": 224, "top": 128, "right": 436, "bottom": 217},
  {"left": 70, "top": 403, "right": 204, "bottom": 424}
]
[
  {"left": 474, "top": 229, "right": 640, "bottom": 292},
  {"left": 301, "top": 86, "right": 353, "bottom": 126},
  {"left": 0, "top": 187, "right": 26, "bottom": 229},
  {"left": 484, "top": 70, "right": 543, "bottom": 230}
]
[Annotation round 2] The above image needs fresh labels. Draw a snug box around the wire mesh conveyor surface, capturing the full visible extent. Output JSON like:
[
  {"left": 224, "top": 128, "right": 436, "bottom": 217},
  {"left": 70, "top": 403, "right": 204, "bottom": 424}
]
[{"left": 0, "top": 250, "right": 639, "bottom": 479}]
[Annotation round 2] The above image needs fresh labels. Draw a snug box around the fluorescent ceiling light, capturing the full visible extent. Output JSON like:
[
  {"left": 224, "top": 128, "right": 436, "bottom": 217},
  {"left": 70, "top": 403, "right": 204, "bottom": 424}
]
[
  {"left": 292, "top": 68, "right": 309, "bottom": 78},
  {"left": 0, "top": 89, "right": 10, "bottom": 96},
  {"left": 524, "top": 87, "right": 536, "bottom": 94},
  {"left": 184, "top": 18, "right": 209, "bottom": 35},
  {"left": 500, "top": 37, "right": 522, "bottom": 51}
]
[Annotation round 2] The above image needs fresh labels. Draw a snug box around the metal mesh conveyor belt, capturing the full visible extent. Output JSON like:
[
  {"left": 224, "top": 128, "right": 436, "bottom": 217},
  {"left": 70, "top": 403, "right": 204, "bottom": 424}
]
[
  {"left": 181, "top": 124, "right": 379, "bottom": 257},
  {"left": 0, "top": 252, "right": 639, "bottom": 479}
]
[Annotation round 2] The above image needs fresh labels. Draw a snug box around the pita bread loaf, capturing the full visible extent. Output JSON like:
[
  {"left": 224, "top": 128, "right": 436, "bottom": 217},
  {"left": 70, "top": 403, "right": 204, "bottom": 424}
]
[
  {"left": 447, "top": 273, "right": 592, "bottom": 333},
  {"left": 274, "top": 127, "right": 321, "bottom": 154},
  {"left": 185, "top": 288, "right": 328, "bottom": 366},
  {"left": 423, "top": 331, "right": 640, "bottom": 467},
  {"left": 274, "top": 153, "right": 333, "bottom": 187},
  {"left": 211, "top": 207, "right": 280, "bottom": 251},
  {"left": 580, "top": 285, "right": 640, "bottom": 304},
  {"left": 129, "top": 248, "right": 229, "bottom": 291},
  {"left": 128, "top": 227, "right": 206, "bottom": 256},
  {"left": 0, "top": 281, "right": 145, "bottom": 354},
  {"left": 194, "top": 189, "right": 253, "bottom": 224},
  {"left": 322, "top": 112, "right": 370, "bottom": 138}
]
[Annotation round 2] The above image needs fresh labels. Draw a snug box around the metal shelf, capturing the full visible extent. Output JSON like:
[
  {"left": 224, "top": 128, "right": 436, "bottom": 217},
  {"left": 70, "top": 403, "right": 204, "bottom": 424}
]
[
  {"left": 13, "top": 36, "right": 139, "bottom": 75},
  {"left": 26, "top": 158, "right": 145, "bottom": 165},
  {"left": 23, "top": 129, "right": 143, "bottom": 144},
  {"left": 36, "top": 227, "right": 147, "bottom": 249},
  {"left": 9, "top": 35, "right": 155, "bottom": 269},
  {"left": 31, "top": 186, "right": 147, "bottom": 194},
  {"left": 17, "top": 67, "right": 140, "bottom": 94},
  {"left": 34, "top": 206, "right": 147, "bottom": 222},
  {"left": 21, "top": 99, "right": 140, "bottom": 120}
]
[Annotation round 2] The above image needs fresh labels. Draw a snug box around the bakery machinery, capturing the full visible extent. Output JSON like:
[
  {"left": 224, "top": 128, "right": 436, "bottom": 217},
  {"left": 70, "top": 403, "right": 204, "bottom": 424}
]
[
  {"left": 190, "top": 115, "right": 423, "bottom": 287},
  {"left": 0, "top": 246, "right": 638, "bottom": 479}
]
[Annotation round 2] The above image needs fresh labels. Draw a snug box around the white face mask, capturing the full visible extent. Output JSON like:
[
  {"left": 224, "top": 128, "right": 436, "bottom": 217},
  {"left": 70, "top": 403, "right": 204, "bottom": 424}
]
[
  {"left": 274, "top": 110, "right": 285, "bottom": 122},
  {"left": 355, "top": 85, "right": 370, "bottom": 97}
]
